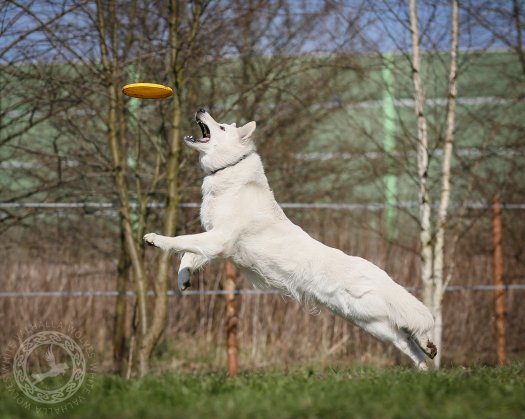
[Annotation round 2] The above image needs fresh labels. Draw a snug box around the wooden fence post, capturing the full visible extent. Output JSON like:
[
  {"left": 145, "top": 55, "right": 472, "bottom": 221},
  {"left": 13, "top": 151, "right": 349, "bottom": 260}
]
[
  {"left": 224, "top": 261, "right": 239, "bottom": 376},
  {"left": 492, "top": 194, "right": 506, "bottom": 365}
]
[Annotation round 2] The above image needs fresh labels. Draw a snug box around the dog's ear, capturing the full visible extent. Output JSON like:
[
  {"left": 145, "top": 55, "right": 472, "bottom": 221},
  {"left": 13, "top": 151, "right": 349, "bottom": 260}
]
[{"left": 238, "top": 121, "right": 256, "bottom": 142}]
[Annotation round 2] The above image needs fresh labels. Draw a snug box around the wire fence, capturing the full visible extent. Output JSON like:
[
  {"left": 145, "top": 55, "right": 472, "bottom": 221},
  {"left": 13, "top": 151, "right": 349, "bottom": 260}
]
[
  {"left": 2, "top": 201, "right": 525, "bottom": 211},
  {"left": 2, "top": 201, "right": 523, "bottom": 297},
  {"left": 1, "top": 284, "right": 524, "bottom": 298}
]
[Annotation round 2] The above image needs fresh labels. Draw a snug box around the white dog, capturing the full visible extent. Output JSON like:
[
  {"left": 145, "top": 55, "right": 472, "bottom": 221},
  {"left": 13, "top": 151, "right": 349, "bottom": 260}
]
[{"left": 144, "top": 108, "right": 437, "bottom": 369}]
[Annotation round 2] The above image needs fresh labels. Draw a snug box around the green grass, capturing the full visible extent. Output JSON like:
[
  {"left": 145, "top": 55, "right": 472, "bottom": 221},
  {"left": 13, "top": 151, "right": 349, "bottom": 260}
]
[{"left": 1, "top": 365, "right": 524, "bottom": 419}]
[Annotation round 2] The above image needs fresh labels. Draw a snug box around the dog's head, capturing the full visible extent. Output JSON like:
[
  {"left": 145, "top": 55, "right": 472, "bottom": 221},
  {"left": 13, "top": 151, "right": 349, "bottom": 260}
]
[{"left": 184, "top": 108, "right": 256, "bottom": 173}]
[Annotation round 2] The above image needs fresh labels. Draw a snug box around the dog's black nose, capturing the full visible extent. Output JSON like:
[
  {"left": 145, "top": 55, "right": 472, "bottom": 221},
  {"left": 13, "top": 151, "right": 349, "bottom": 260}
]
[{"left": 197, "top": 107, "right": 207, "bottom": 114}]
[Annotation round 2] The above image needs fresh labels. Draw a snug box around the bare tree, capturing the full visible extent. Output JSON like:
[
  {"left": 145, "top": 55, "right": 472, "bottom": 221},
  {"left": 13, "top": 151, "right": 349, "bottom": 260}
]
[
  {"left": 409, "top": 0, "right": 459, "bottom": 367},
  {"left": 94, "top": 0, "right": 150, "bottom": 375},
  {"left": 0, "top": 1, "right": 87, "bottom": 232},
  {"left": 137, "top": 0, "right": 208, "bottom": 375}
]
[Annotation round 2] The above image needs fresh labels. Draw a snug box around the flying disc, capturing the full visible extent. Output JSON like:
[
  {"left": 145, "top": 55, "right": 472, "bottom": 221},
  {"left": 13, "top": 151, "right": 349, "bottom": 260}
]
[{"left": 122, "top": 83, "right": 173, "bottom": 99}]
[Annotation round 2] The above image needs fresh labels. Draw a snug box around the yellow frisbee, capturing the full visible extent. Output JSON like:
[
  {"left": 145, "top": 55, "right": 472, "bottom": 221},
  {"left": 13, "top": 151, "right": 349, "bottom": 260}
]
[{"left": 122, "top": 83, "right": 173, "bottom": 99}]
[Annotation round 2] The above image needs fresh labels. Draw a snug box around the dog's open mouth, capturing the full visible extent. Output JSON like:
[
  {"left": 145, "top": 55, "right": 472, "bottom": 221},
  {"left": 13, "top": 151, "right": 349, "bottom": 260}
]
[
  {"left": 184, "top": 112, "right": 211, "bottom": 144},
  {"left": 197, "top": 120, "right": 210, "bottom": 140}
]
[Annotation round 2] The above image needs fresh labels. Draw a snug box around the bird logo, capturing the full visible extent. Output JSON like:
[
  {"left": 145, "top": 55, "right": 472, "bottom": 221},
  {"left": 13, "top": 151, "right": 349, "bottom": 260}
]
[
  {"left": 31, "top": 345, "right": 69, "bottom": 385},
  {"left": 13, "top": 330, "right": 87, "bottom": 404}
]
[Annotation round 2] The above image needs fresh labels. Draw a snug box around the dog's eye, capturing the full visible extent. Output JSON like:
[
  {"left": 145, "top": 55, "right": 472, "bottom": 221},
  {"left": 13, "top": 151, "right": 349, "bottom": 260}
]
[{"left": 220, "top": 126, "right": 225, "bottom": 131}]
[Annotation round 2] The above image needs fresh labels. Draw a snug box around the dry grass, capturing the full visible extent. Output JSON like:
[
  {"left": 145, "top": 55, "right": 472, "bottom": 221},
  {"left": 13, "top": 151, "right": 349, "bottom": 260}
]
[{"left": 1, "top": 208, "right": 524, "bottom": 372}]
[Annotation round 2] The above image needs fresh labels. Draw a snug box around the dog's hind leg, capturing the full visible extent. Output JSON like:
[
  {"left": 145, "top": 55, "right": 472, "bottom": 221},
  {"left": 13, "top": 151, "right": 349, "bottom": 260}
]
[
  {"left": 359, "top": 320, "right": 428, "bottom": 370},
  {"left": 394, "top": 333, "right": 428, "bottom": 370},
  {"left": 407, "top": 336, "right": 432, "bottom": 370},
  {"left": 178, "top": 252, "right": 208, "bottom": 291}
]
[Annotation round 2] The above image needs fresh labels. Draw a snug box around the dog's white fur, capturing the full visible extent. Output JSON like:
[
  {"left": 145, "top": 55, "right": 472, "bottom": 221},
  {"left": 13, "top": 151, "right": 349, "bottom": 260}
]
[{"left": 144, "top": 110, "right": 437, "bottom": 369}]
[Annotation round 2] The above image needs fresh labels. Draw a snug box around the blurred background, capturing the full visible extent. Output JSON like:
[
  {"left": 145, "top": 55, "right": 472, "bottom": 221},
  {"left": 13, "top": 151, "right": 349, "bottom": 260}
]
[{"left": 1, "top": 0, "right": 524, "bottom": 376}]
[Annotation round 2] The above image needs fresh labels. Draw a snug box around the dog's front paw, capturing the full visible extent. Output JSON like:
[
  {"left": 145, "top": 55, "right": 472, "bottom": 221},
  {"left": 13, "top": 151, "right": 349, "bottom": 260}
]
[
  {"left": 143, "top": 233, "right": 159, "bottom": 247},
  {"left": 143, "top": 233, "right": 173, "bottom": 252}
]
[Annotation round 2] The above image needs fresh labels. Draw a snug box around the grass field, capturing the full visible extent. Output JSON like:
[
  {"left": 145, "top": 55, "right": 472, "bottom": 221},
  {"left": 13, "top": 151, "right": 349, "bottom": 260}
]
[{"left": 1, "top": 365, "right": 524, "bottom": 419}]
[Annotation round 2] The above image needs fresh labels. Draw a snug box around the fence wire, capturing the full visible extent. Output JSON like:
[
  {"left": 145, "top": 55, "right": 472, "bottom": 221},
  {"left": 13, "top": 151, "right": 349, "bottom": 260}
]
[
  {"left": 2, "top": 201, "right": 523, "bottom": 297},
  {"left": 1, "top": 284, "right": 524, "bottom": 298},
  {"left": 2, "top": 201, "right": 525, "bottom": 210}
]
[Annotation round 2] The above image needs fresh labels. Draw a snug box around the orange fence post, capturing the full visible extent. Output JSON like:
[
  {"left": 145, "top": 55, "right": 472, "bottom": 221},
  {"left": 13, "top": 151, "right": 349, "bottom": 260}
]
[
  {"left": 492, "top": 195, "right": 506, "bottom": 365},
  {"left": 224, "top": 261, "right": 239, "bottom": 376}
]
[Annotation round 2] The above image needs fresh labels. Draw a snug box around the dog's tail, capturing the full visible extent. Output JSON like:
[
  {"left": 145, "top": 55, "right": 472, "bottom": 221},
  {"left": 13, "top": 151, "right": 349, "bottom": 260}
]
[{"left": 385, "top": 284, "right": 438, "bottom": 359}]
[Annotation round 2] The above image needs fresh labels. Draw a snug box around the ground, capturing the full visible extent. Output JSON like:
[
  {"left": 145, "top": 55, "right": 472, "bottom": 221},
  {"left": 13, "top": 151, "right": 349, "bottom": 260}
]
[{"left": 1, "top": 365, "right": 524, "bottom": 418}]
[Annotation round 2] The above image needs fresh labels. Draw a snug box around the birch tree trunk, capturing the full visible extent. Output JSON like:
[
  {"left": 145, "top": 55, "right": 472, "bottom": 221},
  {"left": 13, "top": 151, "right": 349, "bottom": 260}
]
[
  {"left": 432, "top": 0, "right": 459, "bottom": 368},
  {"left": 408, "top": 0, "right": 434, "bottom": 310},
  {"left": 409, "top": 0, "right": 460, "bottom": 368}
]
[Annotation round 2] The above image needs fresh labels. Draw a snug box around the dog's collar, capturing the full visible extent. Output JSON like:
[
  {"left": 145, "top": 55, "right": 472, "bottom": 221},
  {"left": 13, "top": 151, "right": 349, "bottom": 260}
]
[{"left": 206, "top": 151, "right": 255, "bottom": 176}]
